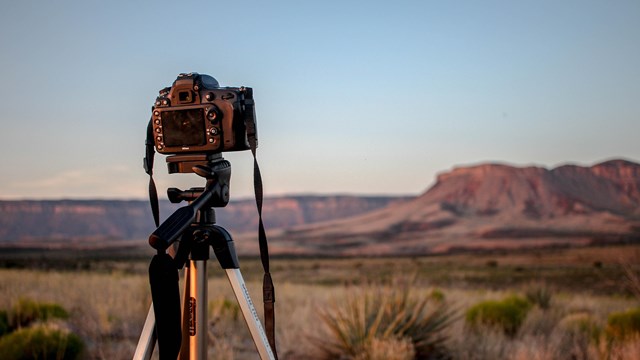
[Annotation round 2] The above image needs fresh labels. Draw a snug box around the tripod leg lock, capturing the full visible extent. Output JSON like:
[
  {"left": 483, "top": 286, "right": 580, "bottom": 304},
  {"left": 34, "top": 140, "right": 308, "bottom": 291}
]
[{"left": 210, "top": 225, "right": 240, "bottom": 269}]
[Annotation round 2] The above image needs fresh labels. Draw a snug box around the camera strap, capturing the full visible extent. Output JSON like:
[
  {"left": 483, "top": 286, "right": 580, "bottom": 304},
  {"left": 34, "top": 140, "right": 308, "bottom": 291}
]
[
  {"left": 243, "top": 97, "right": 278, "bottom": 358},
  {"left": 144, "top": 119, "right": 160, "bottom": 228}
]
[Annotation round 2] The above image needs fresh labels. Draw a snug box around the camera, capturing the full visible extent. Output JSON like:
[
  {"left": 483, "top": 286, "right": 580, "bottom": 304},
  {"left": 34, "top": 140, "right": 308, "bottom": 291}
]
[{"left": 151, "top": 73, "right": 256, "bottom": 154}]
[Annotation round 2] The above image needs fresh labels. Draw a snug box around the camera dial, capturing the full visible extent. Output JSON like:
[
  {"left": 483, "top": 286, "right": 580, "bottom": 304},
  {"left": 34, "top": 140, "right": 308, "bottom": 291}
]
[{"left": 206, "top": 106, "right": 220, "bottom": 123}]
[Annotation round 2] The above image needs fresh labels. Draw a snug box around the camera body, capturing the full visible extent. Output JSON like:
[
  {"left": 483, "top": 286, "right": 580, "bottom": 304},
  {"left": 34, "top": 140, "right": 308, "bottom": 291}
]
[{"left": 152, "top": 73, "right": 256, "bottom": 154}]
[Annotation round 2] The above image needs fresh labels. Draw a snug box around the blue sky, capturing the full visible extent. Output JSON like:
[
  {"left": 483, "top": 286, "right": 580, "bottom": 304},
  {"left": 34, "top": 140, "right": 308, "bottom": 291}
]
[{"left": 0, "top": 0, "right": 638, "bottom": 200}]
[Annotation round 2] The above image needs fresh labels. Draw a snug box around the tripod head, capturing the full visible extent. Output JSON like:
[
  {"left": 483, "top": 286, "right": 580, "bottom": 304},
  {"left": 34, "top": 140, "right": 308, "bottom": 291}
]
[
  {"left": 148, "top": 153, "right": 232, "bottom": 251},
  {"left": 166, "top": 153, "right": 231, "bottom": 206}
]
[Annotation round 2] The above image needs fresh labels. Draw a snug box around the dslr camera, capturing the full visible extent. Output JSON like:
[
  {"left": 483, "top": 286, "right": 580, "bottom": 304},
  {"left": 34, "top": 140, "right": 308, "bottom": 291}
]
[{"left": 152, "top": 73, "right": 256, "bottom": 155}]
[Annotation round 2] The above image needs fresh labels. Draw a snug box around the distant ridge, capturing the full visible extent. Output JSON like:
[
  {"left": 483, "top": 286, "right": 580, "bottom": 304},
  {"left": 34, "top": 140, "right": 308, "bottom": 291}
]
[
  {"left": 267, "top": 159, "right": 640, "bottom": 256},
  {"left": 2, "top": 159, "right": 639, "bottom": 257},
  {"left": 0, "top": 195, "right": 409, "bottom": 246}
]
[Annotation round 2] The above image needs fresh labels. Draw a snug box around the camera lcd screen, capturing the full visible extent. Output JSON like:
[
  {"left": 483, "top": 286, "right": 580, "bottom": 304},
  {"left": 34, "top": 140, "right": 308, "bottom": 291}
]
[{"left": 162, "top": 108, "right": 206, "bottom": 147}]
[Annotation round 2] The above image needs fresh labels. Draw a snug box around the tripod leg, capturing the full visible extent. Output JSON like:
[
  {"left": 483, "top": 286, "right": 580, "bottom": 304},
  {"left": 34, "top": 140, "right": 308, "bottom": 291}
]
[
  {"left": 133, "top": 305, "right": 156, "bottom": 360},
  {"left": 179, "top": 268, "right": 190, "bottom": 360},
  {"left": 185, "top": 260, "right": 208, "bottom": 360},
  {"left": 181, "top": 260, "right": 208, "bottom": 360},
  {"left": 225, "top": 268, "right": 275, "bottom": 360}
]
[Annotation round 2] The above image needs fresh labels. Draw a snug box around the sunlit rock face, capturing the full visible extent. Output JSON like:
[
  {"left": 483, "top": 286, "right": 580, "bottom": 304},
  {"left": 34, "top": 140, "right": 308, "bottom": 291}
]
[{"left": 270, "top": 159, "right": 640, "bottom": 256}]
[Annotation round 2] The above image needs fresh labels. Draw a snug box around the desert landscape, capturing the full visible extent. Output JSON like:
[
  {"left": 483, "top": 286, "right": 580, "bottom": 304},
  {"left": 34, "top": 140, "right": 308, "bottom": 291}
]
[
  {"left": 2, "top": 159, "right": 639, "bottom": 255},
  {"left": 0, "top": 245, "right": 639, "bottom": 359},
  {"left": 2, "top": 1, "right": 639, "bottom": 357},
  {"left": 1, "top": 160, "right": 639, "bottom": 359}
]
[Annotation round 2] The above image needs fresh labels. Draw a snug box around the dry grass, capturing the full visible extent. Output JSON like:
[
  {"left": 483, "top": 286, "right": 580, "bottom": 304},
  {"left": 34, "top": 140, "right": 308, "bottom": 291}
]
[
  {"left": 1, "top": 246, "right": 640, "bottom": 359},
  {"left": 0, "top": 269, "right": 150, "bottom": 358}
]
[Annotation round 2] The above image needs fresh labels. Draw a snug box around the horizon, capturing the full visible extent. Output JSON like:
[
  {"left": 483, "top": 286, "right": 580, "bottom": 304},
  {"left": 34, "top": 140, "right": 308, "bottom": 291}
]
[
  {"left": 0, "top": 156, "right": 636, "bottom": 201},
  {"left": 1, "top": 1, "right": 639, "bottom": 200}
]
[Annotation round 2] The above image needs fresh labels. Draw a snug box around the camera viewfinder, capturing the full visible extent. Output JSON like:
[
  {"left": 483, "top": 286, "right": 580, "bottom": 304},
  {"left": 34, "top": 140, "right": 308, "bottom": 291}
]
[{"left": 178, "top": 90, "right": 194, "bottom": 103}]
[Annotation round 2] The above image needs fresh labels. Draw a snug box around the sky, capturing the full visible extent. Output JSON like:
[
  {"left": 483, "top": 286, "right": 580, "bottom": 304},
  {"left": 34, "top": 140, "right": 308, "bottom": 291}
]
[{"left": 0, "top": 0, "right": 638, "bottom": 200}]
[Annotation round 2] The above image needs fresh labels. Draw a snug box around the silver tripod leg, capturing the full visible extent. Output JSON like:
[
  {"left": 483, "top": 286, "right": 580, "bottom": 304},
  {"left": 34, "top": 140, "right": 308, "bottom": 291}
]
[
  {"left": 133, "top": 305, "right": 156, "bottom": 360},
  {"left": 226, "top": 268, "right": 275, "bottom": 360}
]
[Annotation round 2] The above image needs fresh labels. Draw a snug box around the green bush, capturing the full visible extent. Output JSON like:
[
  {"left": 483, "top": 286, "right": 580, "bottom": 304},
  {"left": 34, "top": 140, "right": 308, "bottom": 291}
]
[
  {"left": 486, "top": 260, "right": 498, "bottom": 268},
  {"left": 313, "top": 285, "right": 456, "bottom": 359},
  {"left": 209, "top": 297, "right": 241, "bottom": 322},
  {"left": 0, "top": 324, "right": 84, "bottom": 360},
  {"left": 606, "top": 307, "right": 640, "bottom": 341},
  {"left": 9, "top": 298, "right": 69, "bottom": 329},
  {"left": 429, "top": 288, "right": 446, "bottom": 303},
  {"left": 559, "top": 313, "right": 601, "bottom": 340},
  {"left": 465, "top": 295, "right": 532, "bottom": 336},
  {"left": 0, "top": 310, "right": 9, "bottom": 336}
]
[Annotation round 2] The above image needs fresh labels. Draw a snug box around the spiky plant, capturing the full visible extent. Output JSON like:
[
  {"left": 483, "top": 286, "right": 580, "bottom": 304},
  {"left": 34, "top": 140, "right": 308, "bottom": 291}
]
[
  {"left": 524, "top": 283, "right": 553, "bottom": 310},
  {"left": 312, "top": 285, "right": 456, "bottom": 359}
]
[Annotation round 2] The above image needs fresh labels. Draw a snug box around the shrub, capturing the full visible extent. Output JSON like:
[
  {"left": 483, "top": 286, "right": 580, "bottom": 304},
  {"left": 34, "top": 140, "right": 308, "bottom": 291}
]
[
  {"left": 606, "top": 307, "right": 640, "bottom": 341},
  {"left": 0, "top": 324, "right": 84, "bottom": 360},
  {"left": 429, "top": 288, "right": 445, "bottom": 303},
  {"left": 486, "top": 260, "right": 498, "bottom": 268},
  {"left": 9, "top": 298, "right": 69, "bottom": 329},
  {"left": 465, "top": 295, "right": 532, "bottom": 336},
  {"left": 313, "top": 285, "right": 456, "bottom": 359},
  {"left": 558, "top": 312, "right": 601, "bottom": 342},
  {"left": 209, "top": 297, "right": 241, "bottom": 322},
  {"left": 0, "top": 310, "right": 9, "bottom": 336},
  {"left": 524, "top": 283, "right": 552, "bottom": 310},
  {"left": 555, "top": 312, "right": 602, "bottom": 358}
]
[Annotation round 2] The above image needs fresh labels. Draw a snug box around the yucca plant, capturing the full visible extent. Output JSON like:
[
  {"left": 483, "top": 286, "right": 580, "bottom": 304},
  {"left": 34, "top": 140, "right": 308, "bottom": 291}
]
[
  {"left": 524, "top": 283, "right": 552, "bottom": 310},
  {"left": 312, "top": 285, "right": 456, "bottom": 359}
]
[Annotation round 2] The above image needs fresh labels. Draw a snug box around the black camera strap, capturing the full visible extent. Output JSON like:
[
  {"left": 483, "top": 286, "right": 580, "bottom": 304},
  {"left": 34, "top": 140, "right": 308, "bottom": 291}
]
[
  {"left": 241, "top": 95, "right": 277, "bottom": 358},
  {"left": 144, "top": 119, "right": 160, "bottom": 228}
]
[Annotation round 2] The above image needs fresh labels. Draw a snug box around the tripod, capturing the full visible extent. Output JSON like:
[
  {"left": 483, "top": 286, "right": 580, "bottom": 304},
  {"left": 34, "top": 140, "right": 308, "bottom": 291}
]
[{"left": 133, "top": 154, "right": 275, "bottom": 360}]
